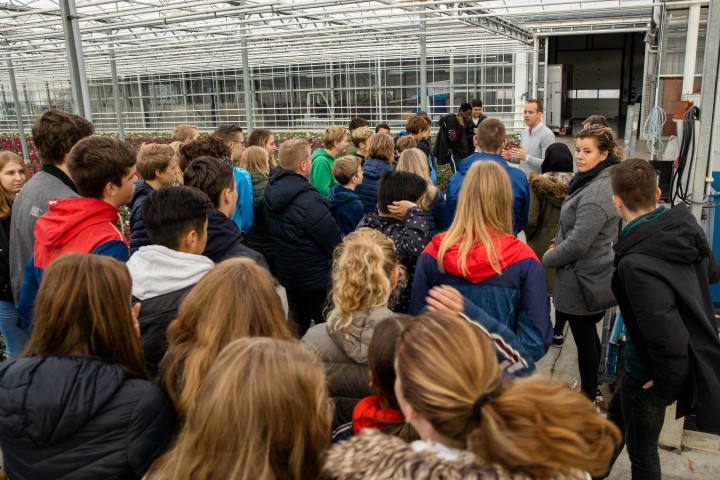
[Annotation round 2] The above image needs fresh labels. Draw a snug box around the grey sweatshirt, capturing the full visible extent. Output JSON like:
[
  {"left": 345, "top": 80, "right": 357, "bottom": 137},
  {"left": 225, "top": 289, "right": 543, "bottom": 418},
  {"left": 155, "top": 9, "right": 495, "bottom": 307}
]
[
  {"left": 9, "top": 169, "right": 79, "bottom": 303},
  {"left": 518, "top": 122, "right": 557, "bottom": 176}
]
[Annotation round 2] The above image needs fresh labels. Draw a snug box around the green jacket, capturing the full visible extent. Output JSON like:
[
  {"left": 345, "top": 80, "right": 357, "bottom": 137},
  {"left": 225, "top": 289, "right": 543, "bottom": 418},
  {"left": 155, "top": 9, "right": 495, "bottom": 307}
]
[
  {"left": 526, "top": 171, "right": 573, "bottom": 295},
  {"left": 309, "top": 148, "right": 337, "bottom": 197}
]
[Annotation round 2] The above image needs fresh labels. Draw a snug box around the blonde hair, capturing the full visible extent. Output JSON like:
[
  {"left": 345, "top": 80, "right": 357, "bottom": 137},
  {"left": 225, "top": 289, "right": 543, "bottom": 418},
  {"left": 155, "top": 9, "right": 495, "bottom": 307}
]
[
  {"left": 396, "top": 312, "right": 621, "bottom": 478},
  {"left": 367, "top": 132, "right": 394, "bottom": 164},
  {"left": 395, "top": 136, "right": 417, "bottom": 155},
  {"left": 0, "top": 151, "right": 28, "bottom": 220},
  {"left": 331, "top": 155, "right": 361, "bottom": 185},
  {"left": 136, "top": 143, "right": 174, "bottom": 180},
  {"left": 396, "top": 148, "right": 437, "bottom": 211},
  {"left": 162, "top": 258, "right": 294, "bottom": 416},
  {"left": 172, "top": 124, "right": 198, "bottom": 142},
  {"left": 322, "top": 125, "right": 347, "bottom": 150},
  {"left": 148, "top": 338, "right": 331, "bottom": 480},
  {"left": 327, "top": 229, "right": 400, "bottom": 334},
  {"left": 278, "top": 138, "right": 310, "bottom": 171},
  {"left": 239, "top": 145, "right": 270, "bottom": 177},
  {"left": 438, "top": 161, "right": 512, "bottom": 276},
  {"left": 169, "top": 141, "right": 184, "bottom": 184},
  {"left": 351, "top": 126, "right": 373, "bottom": 148}
]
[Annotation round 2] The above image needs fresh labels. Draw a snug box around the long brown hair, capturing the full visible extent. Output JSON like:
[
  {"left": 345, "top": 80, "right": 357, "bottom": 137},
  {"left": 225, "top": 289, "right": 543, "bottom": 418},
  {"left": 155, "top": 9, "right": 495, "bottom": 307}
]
[
  {"left": 396, "top": 312, "right": 621, "bottom": 478},
  {"left": 0, "top": 151, "right": 29, "bottom": 220},
  {"left": 438, "top": 161, "right": 513, "bottom": 276},
  {"left": 396, "top": 148, "right": 437, "bottom": 211},
  {"left": 162, "top": 257, "right": 293, "bottom": 415},
  {"left": 148, "top": 338, "right": 331, "bottom": 480},
  {"left": 24, "top": 254, "right": 147, "bottom": 379}
]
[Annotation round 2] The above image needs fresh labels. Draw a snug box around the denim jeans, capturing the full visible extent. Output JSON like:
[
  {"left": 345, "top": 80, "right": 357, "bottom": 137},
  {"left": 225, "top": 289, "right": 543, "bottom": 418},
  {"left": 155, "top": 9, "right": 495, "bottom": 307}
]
[
  {"left": 0, "top": 300, "right": 28, "bottom": 357},
  {"left": 606, "top": 373, "right": 667, "bottom": 480}
]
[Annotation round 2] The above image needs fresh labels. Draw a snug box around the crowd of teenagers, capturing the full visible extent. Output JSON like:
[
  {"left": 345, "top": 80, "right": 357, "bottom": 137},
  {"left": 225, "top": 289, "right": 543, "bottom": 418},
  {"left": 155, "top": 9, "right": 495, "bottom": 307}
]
[{"left": 0, "top": 101, "right": 718, "bottom": 480}]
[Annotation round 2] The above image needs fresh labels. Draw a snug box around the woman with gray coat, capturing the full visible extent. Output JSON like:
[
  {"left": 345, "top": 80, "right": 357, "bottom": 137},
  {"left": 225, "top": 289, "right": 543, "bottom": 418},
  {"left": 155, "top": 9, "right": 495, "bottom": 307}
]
[
  {"left": 302, "top": 228, "right": 399, "bottom": 428},
  {"left": 542, "top": 127, "right": 622, "bottom": 400}
]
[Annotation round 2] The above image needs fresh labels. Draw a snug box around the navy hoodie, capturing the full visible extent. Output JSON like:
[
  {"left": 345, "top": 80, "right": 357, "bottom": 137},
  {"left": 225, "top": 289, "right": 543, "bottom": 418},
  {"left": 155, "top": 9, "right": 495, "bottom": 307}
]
[
  {"left": 328, "top": 184, "right": 364, "bottom": 236},
  {"left": 129, "top": 180, "right": 154, "bottom": 255},
  {"left": 354, "top": 158, "right": 393, "bottom": 214},
  {"left": 203, "top": 209, "right": 269, "bottom": 269},
  {"left": 264, "top": 169, "right": 341, "bottom": 292}
]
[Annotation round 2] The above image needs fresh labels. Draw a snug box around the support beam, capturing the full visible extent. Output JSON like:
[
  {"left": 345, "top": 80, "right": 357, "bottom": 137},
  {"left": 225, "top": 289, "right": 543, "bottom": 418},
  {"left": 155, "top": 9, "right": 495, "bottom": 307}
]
[
  {"left": 543, "top": 37, "right": 549, "bottom": 112},
  {"left": 682, "top": 5, "right": 701, "bottom": 95},
  {"left": 420, "top": 14, "right": 428, "bottom": 113},
  {"left": 7, "top": 59, "right": 29, "bottom": 162},
  {"left": 109, "top": 47, "right": 125, "bottom": 141},
  {"left": 690, "top": 0, "right": 719, "bottom": 220},
  {"left": 241, "top": 7, "right": 253, "bottom": 130},
  {"left": 532, "top": 36, "right": 540, "bottom": 98},
  {"left": 59, "top": 0, "right": 92, "bottom": 121}
]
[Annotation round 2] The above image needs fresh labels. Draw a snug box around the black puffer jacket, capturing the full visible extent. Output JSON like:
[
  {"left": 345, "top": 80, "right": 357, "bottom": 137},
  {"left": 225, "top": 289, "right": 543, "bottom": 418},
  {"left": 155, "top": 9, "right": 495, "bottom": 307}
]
[
  {"left": 0, "top": 218, "right": 13, "bottom": 301},
  {"left": 264, "top": 169, "right": 341, "bottom": 292},
  {"left": 129, "top": 181, "right": 154, "bottom": 255},
  {"left": 203, "top": 209, "right": 269, "bottom": 269},
  {"left": 0, "top": 356, "right": 176, "bottom": 480}
]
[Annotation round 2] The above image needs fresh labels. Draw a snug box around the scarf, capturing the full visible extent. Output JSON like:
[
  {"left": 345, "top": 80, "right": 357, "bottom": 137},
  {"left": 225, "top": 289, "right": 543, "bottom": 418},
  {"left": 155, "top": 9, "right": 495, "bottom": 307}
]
[{"left": 567, "top": 156, "right": 621, "bottom": 196}]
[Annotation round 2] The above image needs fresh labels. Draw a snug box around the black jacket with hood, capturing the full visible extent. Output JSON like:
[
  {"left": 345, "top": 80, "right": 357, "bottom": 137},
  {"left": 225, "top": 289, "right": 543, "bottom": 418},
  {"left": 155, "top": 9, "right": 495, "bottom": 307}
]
[
  {"left": 203, "top": 209, "right": 269, "bottom": 269},
  {"left": 129, "top": 180, "right": 154, "bottom": 255},
  {"left": 0, "top": 356, "right": 176, "bottom": 479},
  {"left": 264, "top": 169, "right": 341, "bottom": 292},
  {"left": 612, "top": 204, "right": 720, "bottom": 433}
]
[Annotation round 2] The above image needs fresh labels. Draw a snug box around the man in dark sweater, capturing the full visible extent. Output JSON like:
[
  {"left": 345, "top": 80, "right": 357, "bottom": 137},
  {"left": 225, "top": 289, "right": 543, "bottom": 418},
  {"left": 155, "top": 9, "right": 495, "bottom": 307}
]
[
  {"left": 9, "top": 110, "right": 94, "bottom": 303},
  {"left": 264, "top": 139, "right": 341, "bottom": 336},
  {"left": 607, "top": 159, "right": 720, "bottom": 479},
  {"left": 183, "top": 156, "right": 267, "bottom": 269}
]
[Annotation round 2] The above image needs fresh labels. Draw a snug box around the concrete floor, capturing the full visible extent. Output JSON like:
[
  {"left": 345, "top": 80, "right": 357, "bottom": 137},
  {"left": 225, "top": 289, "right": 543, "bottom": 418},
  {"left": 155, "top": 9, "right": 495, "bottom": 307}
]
[{"left": 536, "top": 320, "right": 720, "bottom": 479}]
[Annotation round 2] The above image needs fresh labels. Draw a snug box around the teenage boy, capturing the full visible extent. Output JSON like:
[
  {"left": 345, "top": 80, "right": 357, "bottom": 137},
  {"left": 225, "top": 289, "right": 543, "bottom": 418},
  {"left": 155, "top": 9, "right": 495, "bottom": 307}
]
[
  {"left": 127, "top": 186, "right": 215, "bottom": 378},
  {"left": 213, "top": 124, "right": 253, "bottom": 234},
  {"left": 466, "top": 98, "right": 487, "bottom": 153},
  {"left": 129, "top": 143, "right": 178, "bottom": 254},
  {"left": 265, "top": 139, "right": 341, "bottom": 336},
  {"left": 502, "top": 99, "right": 555, "bottom": 176},
  {"left": 401, "top": 115, "right": 436, "bottom": 183},
  {"left": 346, "top": 117, "right": 369, "bottom": 157},
  {"left": 309, "top": 125, "right": 349, "bottom": 197},
  {"left": 183, "top": 156, "right": 267, "bottom": 269},
  {"left": 607, "top": 159, "right": 720, "bottom": 479},
  {"left": 445, "top": 118, "right": 529, "bottom": 235},
  {"left": 375, "top": 123, "right": 391, "bottom": 135},
  {"left": 434, "top": 103, "right": 472, "bottom": 172},
  {"left": 350, "top": 126, "right": 373, "bottom": 164},
  {"left": 327, "top": 156, "right": 364, "bottom": 236},
  {"left": 357, "top": 170, "right": 429, "bottom": 313},
  {"left": 9, "top": 109, "right": 94, "bottom": 303},
  {"left": 18, "top": 136, "right": 136, "bottom": 332},
  {"left": 172, "top": 124, "right": 199, "bottom": 144}
]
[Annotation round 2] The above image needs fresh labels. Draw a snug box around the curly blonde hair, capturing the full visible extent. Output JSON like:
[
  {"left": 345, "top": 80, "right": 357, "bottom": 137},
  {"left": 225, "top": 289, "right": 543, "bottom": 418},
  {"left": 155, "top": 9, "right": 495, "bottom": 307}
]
[{"left": 327, "top": 229, "right": 401, "bottom": 334}]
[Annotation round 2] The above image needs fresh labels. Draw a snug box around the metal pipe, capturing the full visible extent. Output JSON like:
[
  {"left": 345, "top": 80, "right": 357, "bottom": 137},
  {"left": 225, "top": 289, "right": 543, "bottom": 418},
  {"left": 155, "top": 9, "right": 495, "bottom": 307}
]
[
  {"left": 7, "top": 59, "right": 30, "bottom": 162},
  {"left": 420, "top": 12, "right": 428, "bottom": 113},
  {"left": 532, "top": 36, "right": 539, "bottom": 98},
  {"left": 682, "top": 4, "right": 701, "bottom": 95},
  {"left": 109, "top": 47, "right": 125, "bottom": 141},
  {"left": 241, "top": 7, "right": 253, "bottom": 131},
  {"left": 543, "top": 37, "right": 549, "bottom": 111}
]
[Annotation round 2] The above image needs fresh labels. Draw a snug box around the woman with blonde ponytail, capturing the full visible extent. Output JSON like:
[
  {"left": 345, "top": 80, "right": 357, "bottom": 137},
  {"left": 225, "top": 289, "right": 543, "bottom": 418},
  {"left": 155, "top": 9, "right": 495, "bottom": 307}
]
[
  {"left": 409, "top": 161, "right": 552, "bottom": 362},
  {"left": 302, "top": 228, "right": 400, "bottom": 428},
  {"left": 323, "top": 312, "right": 621, "bottom": 480}
]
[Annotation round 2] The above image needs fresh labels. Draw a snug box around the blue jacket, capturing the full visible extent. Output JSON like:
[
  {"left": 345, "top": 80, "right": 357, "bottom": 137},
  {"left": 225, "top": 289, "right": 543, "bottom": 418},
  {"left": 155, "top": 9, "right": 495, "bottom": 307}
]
[
  {"left": 410, "top": 233, "right": 552, "bottom": 362},
  {"left": 354, "top": 158, "right": 393, "bottom": 214},
  {"left": 231, "top": 167, "right": 254, "bottom": 234},
  {"left": 424, "top": 189, "right": 445, "bottom": 239},
  {"left": 264, "top": 169, "right": 341, "bottom": 292},
  {"left": 444, "top": 153, "right": 529, "bottom": 235},
  {"left": 129, "top": 181, "right": 154, "bottom": 255},
  {"left": 328, "top": 185, "right": 364, "bottom": 236}
]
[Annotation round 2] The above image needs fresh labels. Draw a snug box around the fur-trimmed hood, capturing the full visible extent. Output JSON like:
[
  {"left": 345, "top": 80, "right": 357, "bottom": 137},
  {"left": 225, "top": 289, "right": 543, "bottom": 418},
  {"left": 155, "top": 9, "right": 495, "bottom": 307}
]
[
  {"left": 322, "top": 429, "right": 590, "bottom": 480},
  {"left": 529, "top": 172, "right": 574, "bottom": 207}
]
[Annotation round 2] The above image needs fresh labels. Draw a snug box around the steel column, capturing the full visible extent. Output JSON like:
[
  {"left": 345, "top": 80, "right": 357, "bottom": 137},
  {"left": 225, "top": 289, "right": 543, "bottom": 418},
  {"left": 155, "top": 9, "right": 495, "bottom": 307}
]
[
  {"left": 420, "top": 12, "right": 428, "bottom": 113},
  {"left": 682, "top": 4, "right": 701, "bottom": 95},
  {"left": 241, "top": 7, "right": 253, "bottom": 130},
  {"left": 109, "top": 47, "right": 125, "bottom": 141},
  {"left": 7, "top": 59, "right": 29, "bottom": 162}
]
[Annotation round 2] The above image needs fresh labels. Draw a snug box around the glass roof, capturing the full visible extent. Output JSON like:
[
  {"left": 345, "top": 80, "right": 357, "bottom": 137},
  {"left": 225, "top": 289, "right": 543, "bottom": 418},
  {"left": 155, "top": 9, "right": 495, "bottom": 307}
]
[{"left": 0, "top": 0, "right": 660, "bottom": 82}]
